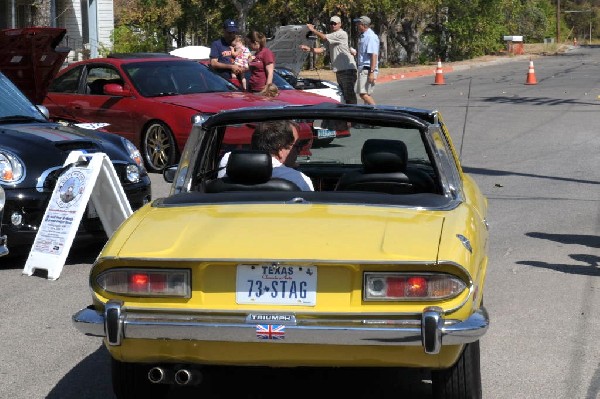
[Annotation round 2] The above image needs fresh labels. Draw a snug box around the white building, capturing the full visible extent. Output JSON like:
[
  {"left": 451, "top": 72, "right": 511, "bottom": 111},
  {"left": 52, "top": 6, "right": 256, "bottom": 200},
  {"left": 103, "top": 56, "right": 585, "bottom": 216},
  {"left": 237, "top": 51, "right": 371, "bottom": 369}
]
[{"left": 0, "top": 0, "right": 114, "bottom": 59}]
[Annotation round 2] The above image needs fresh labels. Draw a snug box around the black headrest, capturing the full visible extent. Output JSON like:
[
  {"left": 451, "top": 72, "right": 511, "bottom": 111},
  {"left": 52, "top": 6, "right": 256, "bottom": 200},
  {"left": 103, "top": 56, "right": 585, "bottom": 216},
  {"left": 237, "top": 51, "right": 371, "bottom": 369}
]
[
  {"left": 206, "top": 150, "right": 300, "bottom": 193},
  {"left": 361, "top": 139, "right": 408, "bottom": 173},
  {"left": 226, "top": 150, "right": 272, "bottom": 184}
]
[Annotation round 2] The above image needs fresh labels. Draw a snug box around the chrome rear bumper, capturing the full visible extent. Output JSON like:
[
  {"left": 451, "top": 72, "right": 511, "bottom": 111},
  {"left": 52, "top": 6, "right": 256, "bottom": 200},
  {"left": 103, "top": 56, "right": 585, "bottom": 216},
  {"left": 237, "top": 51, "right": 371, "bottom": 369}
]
[{"left": 73, "top": 301, "right": 489, "bottom": 355}]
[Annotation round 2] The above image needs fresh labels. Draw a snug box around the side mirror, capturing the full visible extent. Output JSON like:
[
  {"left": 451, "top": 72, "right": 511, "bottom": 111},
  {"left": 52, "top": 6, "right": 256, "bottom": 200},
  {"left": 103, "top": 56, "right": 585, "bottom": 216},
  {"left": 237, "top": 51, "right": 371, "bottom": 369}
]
[
  {"left": 163, "top": 166, "right": 178, "bottom": 183},
  {"left": 104, "top": 83, "right": 132, "bottom": 97}
]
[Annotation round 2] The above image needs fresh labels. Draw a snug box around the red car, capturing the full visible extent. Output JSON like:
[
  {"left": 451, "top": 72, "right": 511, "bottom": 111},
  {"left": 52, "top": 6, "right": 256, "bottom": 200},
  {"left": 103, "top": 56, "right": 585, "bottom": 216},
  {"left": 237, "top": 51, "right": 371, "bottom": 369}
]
[
  {"left": 197, "top": 59, "right": 351, "bottom": 147},
  {"left": 237, "top": 71, "right": 351, "bottom": 147},
  {"left": 44, "top": 54, "right": 313, "bottom": 172}
]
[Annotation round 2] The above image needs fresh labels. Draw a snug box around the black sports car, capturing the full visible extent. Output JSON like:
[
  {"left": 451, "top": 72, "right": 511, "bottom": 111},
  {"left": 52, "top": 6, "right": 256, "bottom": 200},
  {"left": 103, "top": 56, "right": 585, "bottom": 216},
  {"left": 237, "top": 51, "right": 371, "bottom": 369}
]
[{"left": 0, "top": 28, "right": 151, "bottom": 255}]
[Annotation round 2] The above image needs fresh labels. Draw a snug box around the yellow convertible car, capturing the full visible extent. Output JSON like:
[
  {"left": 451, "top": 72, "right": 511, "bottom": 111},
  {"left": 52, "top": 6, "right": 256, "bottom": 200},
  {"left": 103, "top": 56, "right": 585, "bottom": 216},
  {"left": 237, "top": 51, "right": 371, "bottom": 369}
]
[{"left": 73, "top": 103, "right": 489, "bottom": 399}]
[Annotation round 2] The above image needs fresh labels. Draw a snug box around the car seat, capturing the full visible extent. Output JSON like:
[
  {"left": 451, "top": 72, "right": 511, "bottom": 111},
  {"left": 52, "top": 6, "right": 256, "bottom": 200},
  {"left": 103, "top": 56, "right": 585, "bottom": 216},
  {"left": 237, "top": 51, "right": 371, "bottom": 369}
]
[
  {"left": 335, "top": 139, "right": 416, "bottom": 194},
  {"left": 205, "top": 150, "right": 300, "bottom": 192}
]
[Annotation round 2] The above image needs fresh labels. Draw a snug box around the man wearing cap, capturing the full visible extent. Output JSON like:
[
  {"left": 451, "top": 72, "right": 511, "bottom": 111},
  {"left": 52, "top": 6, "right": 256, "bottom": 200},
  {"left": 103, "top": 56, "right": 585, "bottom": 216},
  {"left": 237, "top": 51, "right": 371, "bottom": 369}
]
[
  {"left": 299, "top": 16, "right": 357, "bottom": 104},
  {"left": 209, "top": 19, "right": 243, "bottom": 81},
  {"left": 353, "top": 15, "right": 379, "bottom": 105}
]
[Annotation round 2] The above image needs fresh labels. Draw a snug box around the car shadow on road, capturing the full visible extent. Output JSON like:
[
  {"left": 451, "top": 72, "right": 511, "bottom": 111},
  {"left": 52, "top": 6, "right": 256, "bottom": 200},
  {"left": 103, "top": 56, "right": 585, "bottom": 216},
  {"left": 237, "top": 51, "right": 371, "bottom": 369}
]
[
  {"left": 46, "top": 345, "right": 114, "bottom": 399},
  {"left": 517, "top": 232, "right": 600, "bottom": 276},
  {"left": 462, "top": 166, "right": 600, "bottom": 186},
  {"left": 46, "top": 345, "right": 434, "bottom": 399}
]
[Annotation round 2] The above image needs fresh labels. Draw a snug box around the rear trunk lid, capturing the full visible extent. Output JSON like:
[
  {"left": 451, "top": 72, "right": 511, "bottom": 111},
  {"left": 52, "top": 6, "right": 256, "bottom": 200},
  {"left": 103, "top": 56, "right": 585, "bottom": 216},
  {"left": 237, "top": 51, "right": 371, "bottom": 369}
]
[{"left": 109, "top": 203, "right": 444, "bottom": 262}]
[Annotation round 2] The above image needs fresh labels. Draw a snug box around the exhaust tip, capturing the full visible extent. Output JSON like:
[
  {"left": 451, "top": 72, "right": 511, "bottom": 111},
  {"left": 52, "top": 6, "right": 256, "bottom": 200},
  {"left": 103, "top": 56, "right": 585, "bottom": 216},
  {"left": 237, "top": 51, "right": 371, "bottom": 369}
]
[
  {"left": 148, "top": 367, "right": 173, "bottom": 384},
  {"left": 174, "top": 368, "right": 202, "bottom": 386}
]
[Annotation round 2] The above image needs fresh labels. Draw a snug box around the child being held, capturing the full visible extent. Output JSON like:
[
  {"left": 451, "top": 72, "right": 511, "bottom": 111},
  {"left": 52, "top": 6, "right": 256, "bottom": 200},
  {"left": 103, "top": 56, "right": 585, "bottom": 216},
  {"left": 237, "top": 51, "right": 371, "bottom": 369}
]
[{"left": 231, "top": 35, "right": 252, "bottom": 90}]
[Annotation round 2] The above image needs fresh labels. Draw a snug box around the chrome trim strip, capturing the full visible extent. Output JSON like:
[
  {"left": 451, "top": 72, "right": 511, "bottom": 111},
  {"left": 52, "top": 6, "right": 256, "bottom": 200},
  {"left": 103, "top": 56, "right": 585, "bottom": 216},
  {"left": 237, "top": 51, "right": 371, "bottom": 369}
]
[
  {"left": 156, "top": 199, "right": 463, "bottom": 212},
  {"left": 456, "top": 234, "right": 472, "bottom": 253},
  {"left": 36, "top": 166, "right": 62, "bottom": 191},
  {"left": 95, "top": 257, "right": 441, "bottom": 265},
  {"left": 72, "top": 303, "right": 489, "bottom": 349}
]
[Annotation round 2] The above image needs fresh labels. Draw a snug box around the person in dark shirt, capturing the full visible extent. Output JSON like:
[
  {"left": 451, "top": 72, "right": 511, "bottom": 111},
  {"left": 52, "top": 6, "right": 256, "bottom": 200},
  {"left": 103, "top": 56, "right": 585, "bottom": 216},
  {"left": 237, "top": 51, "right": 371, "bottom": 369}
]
[{"left": 209, "top": 19, "right": 243, "bottom": 82}]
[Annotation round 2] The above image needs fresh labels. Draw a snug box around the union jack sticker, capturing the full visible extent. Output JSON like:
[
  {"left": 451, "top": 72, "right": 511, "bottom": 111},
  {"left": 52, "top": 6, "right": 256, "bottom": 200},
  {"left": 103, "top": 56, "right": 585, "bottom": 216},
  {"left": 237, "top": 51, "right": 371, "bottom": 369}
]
[{"left": 256, "top": 324, "right": 285, "bottom": 340}]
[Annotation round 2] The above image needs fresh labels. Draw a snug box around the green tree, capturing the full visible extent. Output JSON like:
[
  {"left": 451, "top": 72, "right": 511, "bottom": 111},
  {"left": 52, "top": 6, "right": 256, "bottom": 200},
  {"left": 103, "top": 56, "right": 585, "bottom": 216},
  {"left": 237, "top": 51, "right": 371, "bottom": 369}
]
[
  {"left": 231, "top": 0, "right": 262, "bottom": 33},
  {"left": 113, "top": 0, "right": 182, "bottom": 52},
  {"left": 502, "top": 0, "right": 552, "bottom": 42},
  {"left": 110, "top": 0, "right": 568, "bottom": 66},
  {"left": 445, "top": 0, "right": 505, "bottom": 60},
  {"left": 388, "top": 0, "right": 442, "bottom": 64},
  {"left": 563, "top": 0, "right": 598, "bottom": 42}
]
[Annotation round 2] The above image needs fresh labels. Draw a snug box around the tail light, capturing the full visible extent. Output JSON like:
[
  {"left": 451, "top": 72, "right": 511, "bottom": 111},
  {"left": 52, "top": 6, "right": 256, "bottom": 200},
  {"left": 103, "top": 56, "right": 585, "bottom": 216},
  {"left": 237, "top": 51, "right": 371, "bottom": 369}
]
[
  {"left": 96, "top": 268, "right": 190, "bottom": 297},
  {"left": 364, "top": 272, "right": 466, "bottom": 301}
]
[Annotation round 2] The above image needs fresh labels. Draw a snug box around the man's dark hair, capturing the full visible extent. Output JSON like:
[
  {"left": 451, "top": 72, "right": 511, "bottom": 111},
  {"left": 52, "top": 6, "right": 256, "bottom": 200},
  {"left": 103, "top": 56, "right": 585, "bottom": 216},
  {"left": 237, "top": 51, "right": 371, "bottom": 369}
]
[{"left": 251, "top": 120, "right": 297, "bottom": 155}]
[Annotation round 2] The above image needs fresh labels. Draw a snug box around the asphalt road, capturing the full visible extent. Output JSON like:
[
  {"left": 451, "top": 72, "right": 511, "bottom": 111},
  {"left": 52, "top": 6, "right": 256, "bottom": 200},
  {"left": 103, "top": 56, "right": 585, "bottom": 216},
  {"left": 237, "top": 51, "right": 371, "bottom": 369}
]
[{"left": 0, "top": 46, "right": 598, "bottom": 399}]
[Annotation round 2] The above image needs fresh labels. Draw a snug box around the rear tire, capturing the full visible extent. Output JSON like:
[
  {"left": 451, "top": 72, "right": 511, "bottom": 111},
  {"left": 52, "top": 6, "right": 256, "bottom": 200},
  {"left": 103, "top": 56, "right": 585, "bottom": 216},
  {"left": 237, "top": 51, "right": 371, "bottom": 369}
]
[
  {"left": 111, "top": 358, "right": 170, "bottom": 399},
  {"left": 431, "top": 341, "right": 482, "bottom": 399},
  {"left": 142, "top": 121, "right": 177, "bottom": 173}
]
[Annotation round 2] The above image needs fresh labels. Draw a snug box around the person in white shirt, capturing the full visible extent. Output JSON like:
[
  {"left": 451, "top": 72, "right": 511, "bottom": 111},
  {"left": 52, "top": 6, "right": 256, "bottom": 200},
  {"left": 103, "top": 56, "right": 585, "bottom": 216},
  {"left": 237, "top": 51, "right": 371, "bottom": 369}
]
[{"left": 218, "top": 120, "right": 314, "bottom": 191}]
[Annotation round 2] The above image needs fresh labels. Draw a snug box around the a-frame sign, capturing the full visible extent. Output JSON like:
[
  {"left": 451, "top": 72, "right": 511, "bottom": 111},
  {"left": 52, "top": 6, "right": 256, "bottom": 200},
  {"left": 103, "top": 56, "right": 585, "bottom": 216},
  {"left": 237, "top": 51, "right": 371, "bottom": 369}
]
[{"left": 23, "top": 151, "right": 134, "bottom": 280}]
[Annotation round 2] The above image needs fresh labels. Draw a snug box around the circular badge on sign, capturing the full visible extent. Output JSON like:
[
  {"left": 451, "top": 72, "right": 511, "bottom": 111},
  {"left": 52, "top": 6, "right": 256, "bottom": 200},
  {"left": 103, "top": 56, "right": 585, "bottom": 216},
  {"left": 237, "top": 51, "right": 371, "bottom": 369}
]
[{"left": 57, "top": 170, "right": 86, "bottom": 208}]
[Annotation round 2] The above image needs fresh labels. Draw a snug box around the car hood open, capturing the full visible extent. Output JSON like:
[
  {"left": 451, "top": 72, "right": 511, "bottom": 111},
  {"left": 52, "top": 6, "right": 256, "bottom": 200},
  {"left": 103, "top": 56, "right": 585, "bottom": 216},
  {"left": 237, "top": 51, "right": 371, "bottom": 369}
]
[
  {"left": 266, "top": 25, "right": 313, "bottom": 76},
  {"left": 107, "top": 203, "right": 445, "bottom": 262},
  {"left": 0, "top": 27, "right": 69, "bottom": 104}
]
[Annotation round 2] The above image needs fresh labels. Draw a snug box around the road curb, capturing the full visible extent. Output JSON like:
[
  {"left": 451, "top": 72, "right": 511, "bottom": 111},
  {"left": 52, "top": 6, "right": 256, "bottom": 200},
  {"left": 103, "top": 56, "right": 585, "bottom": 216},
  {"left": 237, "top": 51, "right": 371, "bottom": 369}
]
[
  {"left": 377, "top": 66, "right": 455, "bottom": 84},
  {"left": 300, "top": 47, "right": 576, "bottom": 86},
  {"left": 377, "top": 53, "right": 555, "bottom": 84}
]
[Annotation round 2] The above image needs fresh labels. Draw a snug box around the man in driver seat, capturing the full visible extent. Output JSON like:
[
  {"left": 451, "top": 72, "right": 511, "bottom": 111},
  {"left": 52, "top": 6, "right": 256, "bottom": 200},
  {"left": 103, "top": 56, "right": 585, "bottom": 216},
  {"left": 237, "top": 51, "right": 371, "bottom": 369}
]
[{"left": 218, "top": 120, "right": 314, "bottom": 191}]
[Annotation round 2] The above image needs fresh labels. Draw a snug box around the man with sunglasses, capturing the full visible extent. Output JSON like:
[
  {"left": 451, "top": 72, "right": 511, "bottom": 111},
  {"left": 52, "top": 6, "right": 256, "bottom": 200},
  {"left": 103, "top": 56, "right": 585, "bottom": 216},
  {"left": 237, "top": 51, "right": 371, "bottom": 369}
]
[
  {"left": 218, "top": 120, "right": 314, "bottom": 191},
  {"left": 300, "top": 16, "right": 357, "bottom": 104}
]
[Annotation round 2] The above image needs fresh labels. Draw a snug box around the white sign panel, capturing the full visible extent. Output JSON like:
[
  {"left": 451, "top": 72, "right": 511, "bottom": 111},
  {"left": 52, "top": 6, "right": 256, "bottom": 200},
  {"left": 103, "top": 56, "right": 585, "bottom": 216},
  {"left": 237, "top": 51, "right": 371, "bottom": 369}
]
[{"left": 23, "top": 151, "right": 133, "bottom": 280}]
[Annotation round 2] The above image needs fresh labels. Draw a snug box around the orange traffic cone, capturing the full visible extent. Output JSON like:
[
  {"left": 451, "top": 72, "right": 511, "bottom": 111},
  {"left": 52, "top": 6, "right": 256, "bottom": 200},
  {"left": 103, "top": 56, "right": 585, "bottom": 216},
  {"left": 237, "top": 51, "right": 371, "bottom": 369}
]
[
  {"left": 433, "top": 58, "right": 445, "bottom": 85},
  {"left": 525, "top": 59, "right": 537, "bottom": 85}
]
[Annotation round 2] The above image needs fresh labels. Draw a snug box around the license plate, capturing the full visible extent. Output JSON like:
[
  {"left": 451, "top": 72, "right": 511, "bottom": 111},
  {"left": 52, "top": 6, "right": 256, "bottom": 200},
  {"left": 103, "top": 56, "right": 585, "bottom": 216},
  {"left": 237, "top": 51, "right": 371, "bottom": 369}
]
[
  {"left": 236, "top": 264, "right": 317, "bottom": 306},
  {"left": 316, "top": 128, "right": 336, "bottom": 139}
]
